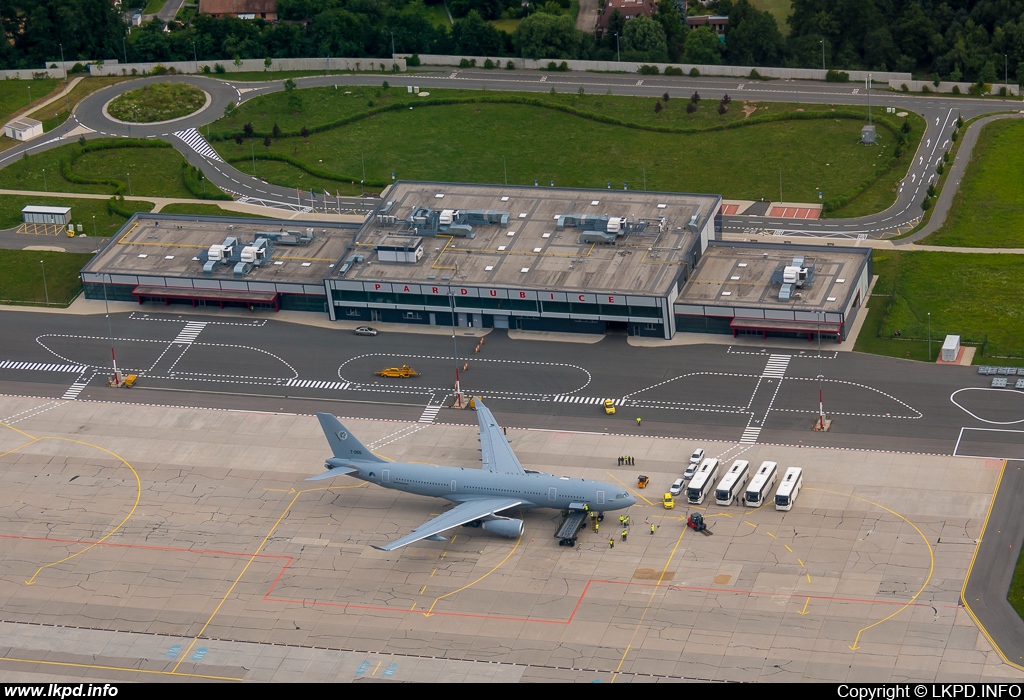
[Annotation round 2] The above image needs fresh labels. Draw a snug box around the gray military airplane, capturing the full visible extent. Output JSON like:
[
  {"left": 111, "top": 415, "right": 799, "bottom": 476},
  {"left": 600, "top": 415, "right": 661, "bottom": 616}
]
[{"left": 307, "top": 400, "right": 636, "bottom": 551}]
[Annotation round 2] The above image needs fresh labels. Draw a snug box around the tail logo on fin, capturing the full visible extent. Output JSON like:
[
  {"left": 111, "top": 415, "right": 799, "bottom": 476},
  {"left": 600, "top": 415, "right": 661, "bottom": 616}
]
[{"left": 336, "top": 431, "right": 348, "bottom": 441}]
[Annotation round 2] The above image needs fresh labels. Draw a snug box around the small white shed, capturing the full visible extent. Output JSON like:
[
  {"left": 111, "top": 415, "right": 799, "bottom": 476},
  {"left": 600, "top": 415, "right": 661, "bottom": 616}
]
[
  {"left": 4, "top": 117, "right": 43, "bottom": 141},
  {"left": 941, "top": 335, "right": 961, "bottom": 362},
  {"left": 22, "top": 205, "right": 71, "bottom": 225}
]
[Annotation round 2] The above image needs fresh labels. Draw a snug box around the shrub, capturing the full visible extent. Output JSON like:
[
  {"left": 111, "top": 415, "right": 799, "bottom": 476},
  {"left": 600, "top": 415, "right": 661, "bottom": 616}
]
[
  {"left": 214, "top": 63, "right": 226, "bottom": 74},
  {"left": 663, "top": 92, "right": 669, "bottom": 102},
  {"left": 201, "top": 65, "right": 211, "bottom": 74},
  {"left": 664, "top": 66, "right": 683, "bottom": 76},
  {"left": 951, "top": 130, "right": 958, "bottom": 142},
  {"left": 272, "top": 123, "right": 281, "bottom": 138},
  {"left": 825, "top": 69, "right": 850, "bottom": 82},
  {"left": 957, "top": 115, "right": 963, "bottom": 128},
  {"left": 894, "top": 145, "right": 903, "bottom": 159},
  {"left": 243, "top": 122, "right": 254, "bottom": 137},
  {"left": 935, "top": 162, "right": 944, "bottom": 175},
  {"left": 638, "top": 65, "right": 659, "bottom": 75},
  {"left": 234, "top": 134, "right": 243, "bottom": 145},
  {"left": 300, "top": 126, "right": 310, "bottom": 138},
  {"left": 151, "top": 64, "right": 168, "bottom": 76},
  {"left": 284, "top": 78, "right": 297, "bottom": 91},
  {"left": 547, "top": 61, "right": 558, "bottom": 71},
  {"left": 223, "top": 102, "right": 236, "bottom": 118},
  {"left": 69, "top": 63, "right": 88, "bottom": 74},
  {"left": 689, "top": 67, "right": 699, "bottom": 77},
  {"left": 927, "top": 184, "right": 936, "bottom": 198},
  {"left": 951, "top": 84, "right": 961, "bottom": 94},
  {"left": 921, "top": 196, "right": 932, "bottom": 211},
  {"left": 263, "top": 135, "right": 271, "bottom": 147},
  {"left": 407, "top": 54, "right": 421, "bottom": 67},
  {"left": 933, "top": 76, "right": 941, "bottom": 87},
  {"left": 901, "top": 83, "right": 909, "bottom": 92},
  {"left": 1000, "top": 86, "right": 1008, "bottom": 97},
  {"left": 654, "top": 101, "right": 662, "bottom": 113},
  {"left": 460, "top": 58, "right": 473, "bottom": 68},
  {"left": 717, "top": 102, "right": 727, "bottom": 115},
  {"left": 901, "top": 119, "right": 910, "bottom": 133},
  {"left": 685, "top": 101, "right": 696, "bottom": 114},
  {"left": 484, "top": 59, "right": 495, "bottom": 69},
  {"left": 748, "top": 69, "right": 762, "bottom": 80},
  {"left": 921, "top": 85, "right": 930, "bottom": 93},
  {"left": 506, "top": 60, "right": 515, "bottom": 69},
  {"left": 690, "top": 91, "right": 700, "bottom": 103},
  {"left": 722, "top": 93, "right": 731, "bottom": 104},
  {"left": 559, "top": 61, "right": 569, "bottom": 72}
]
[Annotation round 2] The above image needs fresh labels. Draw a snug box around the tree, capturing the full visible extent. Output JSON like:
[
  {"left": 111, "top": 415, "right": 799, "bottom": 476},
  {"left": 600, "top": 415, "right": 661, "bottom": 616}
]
[
  {"left": 683, "top": 26, "right": 723, "bottom": 65},
  {"left": 623, "top": 15, "right": 668, "bottom": 64},
  {"left": 653, "top": 0, "right": 685, "bottom": 62},
  {"left": 452, "top": 11, "right": 508, "bottom": 56},
  {"left": 512, "top": 12, "right": 583, "bottom": 59},
  {"left": 724, "top": 0, "right": 785, "bottom": 67}
]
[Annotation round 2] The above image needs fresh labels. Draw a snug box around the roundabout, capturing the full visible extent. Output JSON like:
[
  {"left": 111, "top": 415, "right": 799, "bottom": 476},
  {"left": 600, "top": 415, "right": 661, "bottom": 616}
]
[{"left": 103, "top": 81, "right": 210, "bottom": 125}]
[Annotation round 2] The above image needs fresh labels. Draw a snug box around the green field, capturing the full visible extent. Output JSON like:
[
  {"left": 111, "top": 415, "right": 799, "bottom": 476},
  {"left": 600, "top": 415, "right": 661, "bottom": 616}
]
[
  {"left": 922, "top": 119, "right": 1024, "bottom": 247},
  {"left": 751, "top": 0, "right": 793, "bottom": 35},
  {"left": 0, "top": 78, "right": 61, "bottom": 152},
  {"left": 0, "top": 140, "right": 223, "bottom": 199},
  {"left": 158, "top": 202, "right": 268, "bottom": 218},
  {"left": 0, "top": 194, "right": 153, "bottom": 234},
  {"left": 213, "top": 86, "right": 918, "bottom": 207},
  {"left": 28, "top": 76, "right": 134, "bottom": 133},
  {"left": 108, "top": 82, "right": 206, "bottom": 123},
  {"left": 855, "top": 250, "right": 1024, "bottom": 362},
  {"left": 0, "top": 249, "right": 95, "bottom": 306}
]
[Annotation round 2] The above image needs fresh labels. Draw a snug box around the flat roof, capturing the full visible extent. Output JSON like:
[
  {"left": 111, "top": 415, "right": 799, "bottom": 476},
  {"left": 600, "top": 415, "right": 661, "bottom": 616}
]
[
  {"left": 677, "top": 243, "right": 869, "bottom": 314},
  {"left": 338, "top": 182, "right": 719, "bottom": 297},
  {"left": 83, "top": 215, "right": 358, "bottom": 286},
  {"left": 22, "top": 205, "right": 71, "bottom": 214},
  {"left": 5, "top": 117, "right": 41, "bottom": 129}
]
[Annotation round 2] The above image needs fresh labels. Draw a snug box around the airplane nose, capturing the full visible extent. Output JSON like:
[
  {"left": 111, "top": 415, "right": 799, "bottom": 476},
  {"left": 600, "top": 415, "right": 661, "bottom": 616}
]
[{"left": 625, "top": 495, "right": 637, "bottom": 507}]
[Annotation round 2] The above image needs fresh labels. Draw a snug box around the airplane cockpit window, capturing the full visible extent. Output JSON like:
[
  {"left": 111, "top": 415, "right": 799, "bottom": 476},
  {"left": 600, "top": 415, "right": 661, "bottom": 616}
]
[
  {"left": 369, "top": 472, "right": 375, "bottom": 478},
  {"left": 616, "top": 492, "right": 629, "bottom": 499}
]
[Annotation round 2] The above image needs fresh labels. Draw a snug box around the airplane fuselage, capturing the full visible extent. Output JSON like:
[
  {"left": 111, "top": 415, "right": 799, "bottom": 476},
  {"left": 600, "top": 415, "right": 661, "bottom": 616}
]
[{"left": 336, "top": 459, "right": 633, "bottom": 512}]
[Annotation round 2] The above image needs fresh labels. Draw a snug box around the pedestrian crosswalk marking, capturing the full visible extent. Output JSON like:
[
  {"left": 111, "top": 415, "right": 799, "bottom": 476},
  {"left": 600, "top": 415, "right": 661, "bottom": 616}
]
[
  {"left": 173, "top": 321, "right": 207, "bottom": 344},
  {"left": 740, "top": 427, "right": 762, "bottom": 444},
  {"left": 172, "top": 128, "right": 223, "bottom": 162},
  {"left": 553, "top": 396, "right": 623, "bottom": 405},
  {"left": 762, "top": 355, "right": 791, "bottom": 379},
  {"left": 62, "top": 380, "right": 90, "bottom": 401},
  {"left": 285, "top": 379, "right": 350, "bottom": 390},
  {"left": 418, "top": 405, "right": 442, "bottom": 424},
  {"left": 0, "top": 360, "right": 86, "bottom": 373}
]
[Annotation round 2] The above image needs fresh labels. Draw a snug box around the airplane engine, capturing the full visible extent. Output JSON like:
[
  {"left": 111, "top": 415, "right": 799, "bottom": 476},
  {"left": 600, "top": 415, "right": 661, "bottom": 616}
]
[{"left": 481, "top": 517, "right": 524, "bottom": 538}]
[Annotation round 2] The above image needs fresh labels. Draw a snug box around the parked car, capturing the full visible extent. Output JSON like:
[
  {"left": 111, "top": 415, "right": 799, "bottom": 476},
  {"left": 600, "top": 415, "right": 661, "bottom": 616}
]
[
  {"left": 669, "top": 478, "right": 685, "bottom": 496},
  {"left": 354, "top": 326, "right": 378, "bottom": 336}
]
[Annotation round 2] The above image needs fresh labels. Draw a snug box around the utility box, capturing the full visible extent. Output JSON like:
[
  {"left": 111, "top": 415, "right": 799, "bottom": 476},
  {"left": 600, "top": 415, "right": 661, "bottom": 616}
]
[
  {"left": 860, "top": 125, "right": 876, "bottom": 144},
  {"left": 942, "top": 335, "right": 961, "bottom": 362}
]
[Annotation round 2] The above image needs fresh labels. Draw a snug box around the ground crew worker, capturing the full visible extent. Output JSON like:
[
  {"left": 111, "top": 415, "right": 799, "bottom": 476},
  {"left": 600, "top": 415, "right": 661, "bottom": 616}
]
[
  {"left": 651, "top": 523, "right": 656, "bottom": 535},
  {"left": 621, "top": 530, "right": 627, "bottom": 542},
  {"left": 619, "top": 515, "right": 625, "bottom": 526},
  {"left": 594, "top": 521, "right": 600, "bottom": 534},
  {"left": 624, "top": 515, "right": 630, "bottom": 527},
  {"left": 636, "top": 417, "right": 642, "bottom": 426},
  {"left": 609, "top": 538, "right": 614, "bottom": 548}
]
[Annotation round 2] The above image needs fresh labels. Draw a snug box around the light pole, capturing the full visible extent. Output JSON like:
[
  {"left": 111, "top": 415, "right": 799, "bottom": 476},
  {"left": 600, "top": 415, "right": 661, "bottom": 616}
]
[
  {"left": 103, "top": 273, "right": 120, "bottom": 384},
  {"left": 126, "top": 172, "right": 132, "bottom": 196},
  {"left": 820, "top": 39, "right": 825, "bottom": 71},
  {"left": 1006, "top": 54, "right": 1009, "bottom": 94},
  {"left": 191, "top": 39, "right": 198, "bottom": 74},
  {"left": 817, "top": 312, "right": 825, "bottom": 430},
  {"left": 614, "top": 32, "right": 620, "bottom": 63},
  {"left": 59, "top": 43, "right": 70, "bottom": 113},
  {"left": 39, "top": 260, "right": 48, "bottom": 305},
  {"left": 27, "top": 84, "right": 31, "bottom": 107},
  {"left": 250, "top": 140, "right": 256, "bottom": 175},
  {"left": 448, "top": 286, "right": 462, "bottom": 405},
  {"left": 92, "top": 214, "right": 97, "bottom": 237},
  {"left": 41, "top": 168, "right": 46, "bottom": 192},
  {"left": 778, "top": 167, "right": 782, "bottom": 203},
  {"left": 927, "top": 312, "right": 932, "bottom": 361},
  {"left": 122, "top": 37, "right": 127, "bottom": 65}
]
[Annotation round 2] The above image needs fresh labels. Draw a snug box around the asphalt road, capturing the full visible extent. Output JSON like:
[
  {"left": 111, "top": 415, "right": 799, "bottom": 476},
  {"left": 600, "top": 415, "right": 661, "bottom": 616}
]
[
  {"left": 0, "top": 309, "right": 1010, "bottom": 457},
  {"left": 2, "top": 69, "right": 1021, "bottom": 237}
]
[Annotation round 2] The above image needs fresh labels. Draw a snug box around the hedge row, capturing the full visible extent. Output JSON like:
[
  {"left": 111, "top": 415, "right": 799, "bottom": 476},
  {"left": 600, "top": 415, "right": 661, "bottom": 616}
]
[
  {"left": 224, "top": 152, "right": 389, "bottom": 188},
  {"left": 61, "top": 139, "right": 174, "bottom": 197},
  {"left": 212, "top": 94, "right": 899, "bottom": 141}
]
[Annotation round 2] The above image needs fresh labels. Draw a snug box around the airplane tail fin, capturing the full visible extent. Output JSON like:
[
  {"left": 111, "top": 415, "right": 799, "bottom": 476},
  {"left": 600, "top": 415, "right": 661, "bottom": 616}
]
[{"left": 316, "top": 413, "right": 386, "bottom": 463}]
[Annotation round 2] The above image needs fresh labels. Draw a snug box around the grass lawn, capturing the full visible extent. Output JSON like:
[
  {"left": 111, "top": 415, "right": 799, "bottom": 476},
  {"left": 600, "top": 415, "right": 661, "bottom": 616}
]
[
  {"left": 0, "top": 249, "right": 95, "bottom": 306},
  {"left": 212, "top": 87, "right": 914, "bottom": 204},
  {"left": 854, "top": 250, "right": 1024, "bottom": 362},
  {"left": 1009, "top": 542, "right": 1024, "bottom": 622},
  {"left": 108, "top": 82, "right": 206, "bottom": 123},
  {"left": 424, "top": 2, "right": 452, "bottom": 26},
  {"left": 28, "top": 76, "right": 135, "bottom": 133},
  {"left": 0, "top": 139, "right": 222, "bottom": 200},
  {"left": 158, "top": 202, "right": 268, "bottom": 218},
  {"left": 921, "top": 119, "right": 1024, "bottom": 247},
  {"left": 143, "top": 0, "right": 166, "bottom": 13},
  {"left": 0, "top": 78, "right": 59, "bottom": 122},
  {"left": 751, "top": 0, "right": 793, "bottom": 35},
  {"left": 491, "top": 18, "right": 520, "bottom": 33},
  {"left": 0, "top": 194, "right": 153, "bottom": 233}
]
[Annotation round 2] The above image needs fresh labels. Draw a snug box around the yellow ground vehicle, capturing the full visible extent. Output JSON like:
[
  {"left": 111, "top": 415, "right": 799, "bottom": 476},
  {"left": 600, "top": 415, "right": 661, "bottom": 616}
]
[
  {"left": 637, "top": 475, "right": 649, "bottom": 489},
  {"left": 374, "top": 364, "right": 420, "bottom": 378},
  {"left": 663, "top": 492, "right": 675, "bottom": 509},
  {"left": 603, "top": 399, "right": 616, "bottom": 415}
]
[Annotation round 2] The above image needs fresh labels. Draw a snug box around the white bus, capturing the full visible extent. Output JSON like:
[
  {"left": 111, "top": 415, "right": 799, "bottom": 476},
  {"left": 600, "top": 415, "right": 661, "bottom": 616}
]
[
  {"left": 686, "top": 458, "right": 719, "bottom": 505},
  {"left": 744, "top": 461, "right": 778, "bottom": 508},
  {"left": 714, "top": 460, "right": 750, "bottom": 506},
  {"left": 775, "top": 467, "right": 803, "bottom": 511}
]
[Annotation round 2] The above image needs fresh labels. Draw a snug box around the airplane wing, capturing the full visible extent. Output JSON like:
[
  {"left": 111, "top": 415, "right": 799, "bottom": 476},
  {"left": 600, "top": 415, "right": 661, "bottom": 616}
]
[
  {"left": 373, "top": 497, "right": 523, "bottom": 551},
  {"left": 475, "top": 400, "right": 526, "bottom": 476}
]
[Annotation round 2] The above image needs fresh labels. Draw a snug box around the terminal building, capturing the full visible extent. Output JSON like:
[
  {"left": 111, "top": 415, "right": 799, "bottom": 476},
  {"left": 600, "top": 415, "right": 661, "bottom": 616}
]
[{"left": 80, "top": 182, "right": 870, "bottom": 342}]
